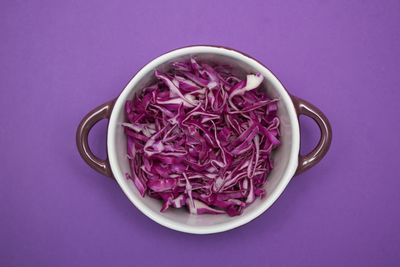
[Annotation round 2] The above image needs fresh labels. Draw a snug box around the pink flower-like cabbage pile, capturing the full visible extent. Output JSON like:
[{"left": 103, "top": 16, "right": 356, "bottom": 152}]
[{"left": 124, "top": 58, "right": 280, "bottom": 216}]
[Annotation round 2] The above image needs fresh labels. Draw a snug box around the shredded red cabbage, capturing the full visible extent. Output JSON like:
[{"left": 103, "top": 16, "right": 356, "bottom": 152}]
[{"left": 124, "top": 58, "right": 280, "bottom": 216}]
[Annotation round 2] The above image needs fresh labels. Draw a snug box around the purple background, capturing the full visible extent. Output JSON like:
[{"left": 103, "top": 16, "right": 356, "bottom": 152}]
[{"left": 1, "top": 0, "right": 399, "bottom": 266}]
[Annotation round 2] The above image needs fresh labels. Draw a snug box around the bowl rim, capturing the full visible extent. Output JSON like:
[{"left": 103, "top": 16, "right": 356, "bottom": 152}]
[{"left": 107, "top": 45, "right": 300, "bottom": 234}]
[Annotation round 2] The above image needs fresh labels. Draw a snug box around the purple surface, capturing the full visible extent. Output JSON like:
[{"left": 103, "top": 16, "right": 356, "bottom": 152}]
[{"left": 1, "top": 0, "right": 399, "bottom": 266}]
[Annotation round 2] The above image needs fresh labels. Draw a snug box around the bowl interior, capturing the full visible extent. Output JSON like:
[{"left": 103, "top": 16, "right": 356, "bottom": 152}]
[{"left": 107, "top": 46, "right": 299, "bottom": 234}]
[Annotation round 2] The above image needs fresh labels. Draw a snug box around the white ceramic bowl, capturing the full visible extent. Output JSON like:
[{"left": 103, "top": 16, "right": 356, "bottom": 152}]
[{"left": 77, "top": 46, "right": 332, "bottom": 234}]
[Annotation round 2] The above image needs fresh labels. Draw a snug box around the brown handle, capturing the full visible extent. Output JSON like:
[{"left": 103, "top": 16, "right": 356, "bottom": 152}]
[
  {"left": 291, "top": 96, "right": 332, "bottom": 174},
  {"left": 76, "top": 100, "right": 115, "bottom": 178}
]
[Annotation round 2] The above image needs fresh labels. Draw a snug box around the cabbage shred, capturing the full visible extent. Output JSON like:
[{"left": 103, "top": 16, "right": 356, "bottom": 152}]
[{"left": 124, "top": 58, "right": 280, "bottom": 216}]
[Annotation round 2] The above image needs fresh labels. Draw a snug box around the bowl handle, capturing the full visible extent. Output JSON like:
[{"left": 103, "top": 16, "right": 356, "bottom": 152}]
[
  {"left": 76, "top": 100, "right": 115, "bottom": 178},
  {"left": 291, "top": 96, "right": 332, "bottom": 175}
]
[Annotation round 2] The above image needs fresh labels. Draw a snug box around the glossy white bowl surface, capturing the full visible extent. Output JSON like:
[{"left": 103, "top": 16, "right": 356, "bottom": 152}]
[{"left": 107, "top": 46, "right": 300, "bottom": 234}]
